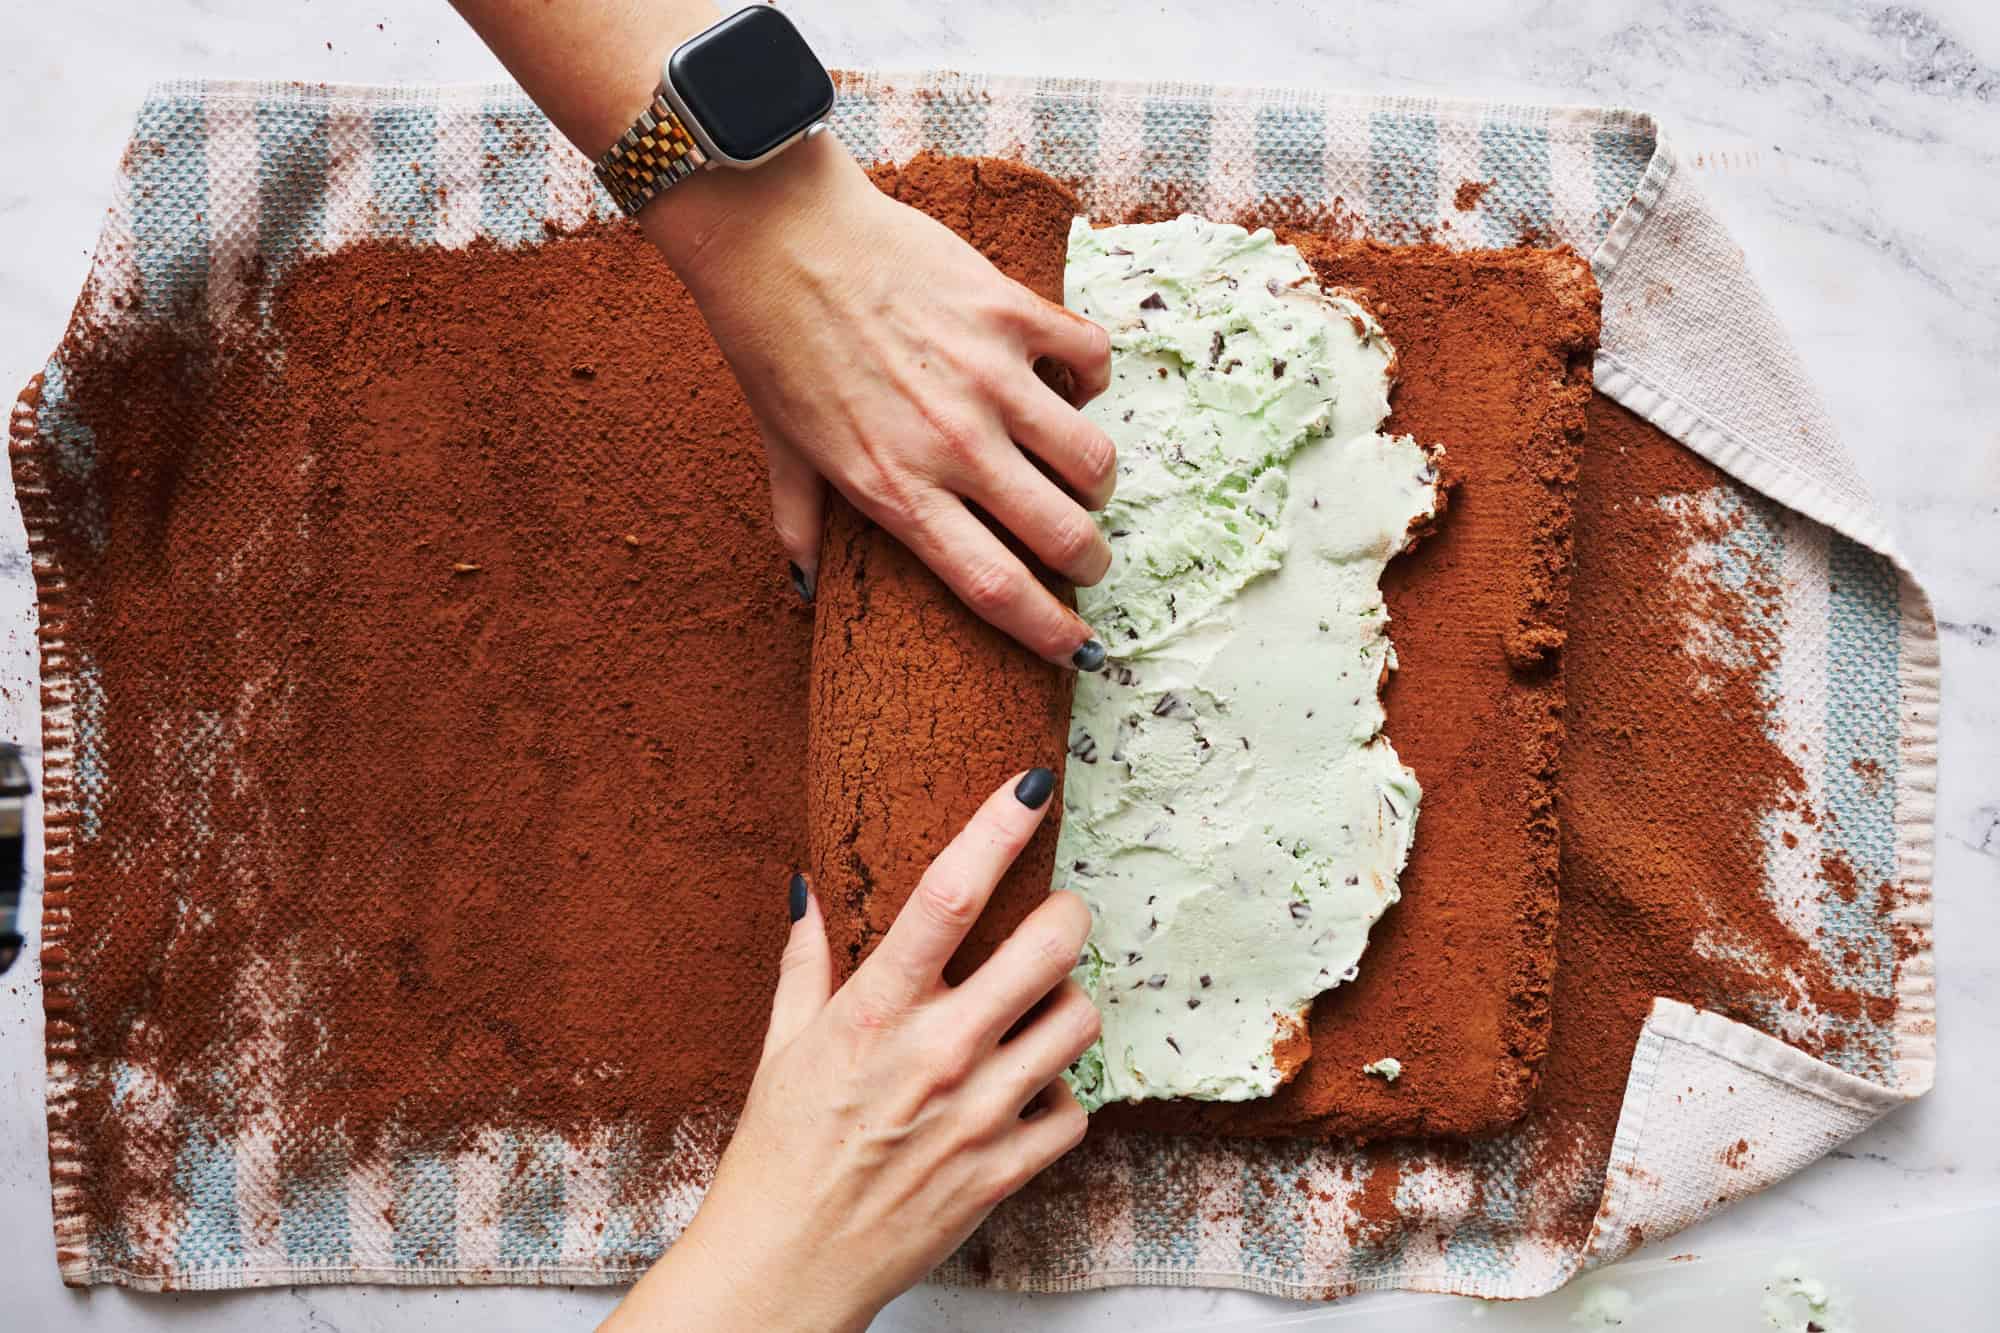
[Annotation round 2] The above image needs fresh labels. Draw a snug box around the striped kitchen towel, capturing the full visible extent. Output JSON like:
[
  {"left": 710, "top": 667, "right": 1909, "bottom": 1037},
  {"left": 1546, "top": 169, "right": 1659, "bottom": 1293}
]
[{"left": 11, "top": 73, "right": 1936, "bottom": 1297}]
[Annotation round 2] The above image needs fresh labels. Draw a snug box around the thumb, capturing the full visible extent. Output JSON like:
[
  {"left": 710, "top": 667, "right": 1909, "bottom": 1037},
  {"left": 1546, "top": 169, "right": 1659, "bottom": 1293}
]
[
  {"left": 765, "top": 434, "right": 827, "bottom": 600},
  {"left": 765, "top": 872, "right": 833, "bottom": 1060}
]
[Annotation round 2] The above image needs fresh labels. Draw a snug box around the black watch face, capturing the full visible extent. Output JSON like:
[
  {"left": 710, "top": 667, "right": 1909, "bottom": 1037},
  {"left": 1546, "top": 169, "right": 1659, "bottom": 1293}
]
[{"left": 670, "top": 7, "right": 835, "bottom": 162}]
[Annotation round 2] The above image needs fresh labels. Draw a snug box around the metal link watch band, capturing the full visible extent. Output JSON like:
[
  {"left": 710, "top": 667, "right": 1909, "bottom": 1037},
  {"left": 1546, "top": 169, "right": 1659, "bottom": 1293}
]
[{"left": 593, "top": 92, "right": 710, "bottom": 217}]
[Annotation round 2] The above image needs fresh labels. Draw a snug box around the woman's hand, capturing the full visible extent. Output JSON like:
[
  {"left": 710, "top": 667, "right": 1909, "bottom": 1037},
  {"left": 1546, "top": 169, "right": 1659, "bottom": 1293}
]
[
  {"left": 603, "top": 769, "right": 1099, "bottom": 1333},
  {"left": 644, "top": 135, "right": 1117, "bottom": 669},
  {"left": 451, "top": 0, "right": 1115, "bottom": 666}
]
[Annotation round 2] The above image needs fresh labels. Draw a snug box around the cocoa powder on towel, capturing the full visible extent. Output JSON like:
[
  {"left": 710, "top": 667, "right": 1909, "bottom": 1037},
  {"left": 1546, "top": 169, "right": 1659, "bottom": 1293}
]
[
  {"left": 1516, "top": 393, "right": 1900, "bottom": 1231},
  {"left": 33, "top": 223, "right": 811, "bottom": 1233}
]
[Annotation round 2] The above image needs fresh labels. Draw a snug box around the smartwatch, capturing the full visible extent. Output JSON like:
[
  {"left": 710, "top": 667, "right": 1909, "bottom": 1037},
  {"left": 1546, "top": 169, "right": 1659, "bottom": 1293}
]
[{"left": 593, "top": 6, "right": 838, "bottom": 217}]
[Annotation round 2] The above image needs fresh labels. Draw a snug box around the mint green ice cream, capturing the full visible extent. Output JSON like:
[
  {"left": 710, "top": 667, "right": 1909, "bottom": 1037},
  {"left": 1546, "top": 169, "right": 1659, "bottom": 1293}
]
[{"left": 1056, "top": 216, "right": 1442, "bottom": 1111}]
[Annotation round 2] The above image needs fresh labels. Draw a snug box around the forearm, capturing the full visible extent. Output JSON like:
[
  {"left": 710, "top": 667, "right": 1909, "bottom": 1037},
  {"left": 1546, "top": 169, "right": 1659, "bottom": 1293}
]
[{"left": 450, "top": 0, "right": 719, "bottom": 155}]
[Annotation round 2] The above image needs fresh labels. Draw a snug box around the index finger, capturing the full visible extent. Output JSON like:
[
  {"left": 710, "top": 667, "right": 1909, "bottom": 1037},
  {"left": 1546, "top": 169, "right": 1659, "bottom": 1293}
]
[{"left": 857, "top": 768, "right": 1058, "bottom": 1003}]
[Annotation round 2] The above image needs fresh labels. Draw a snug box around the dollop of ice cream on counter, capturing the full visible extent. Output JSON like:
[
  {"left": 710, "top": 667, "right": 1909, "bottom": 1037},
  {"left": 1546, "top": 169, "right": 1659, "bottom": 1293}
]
[{"left": 1055, "top": 215, "right": 1442, "bottom": 1111}]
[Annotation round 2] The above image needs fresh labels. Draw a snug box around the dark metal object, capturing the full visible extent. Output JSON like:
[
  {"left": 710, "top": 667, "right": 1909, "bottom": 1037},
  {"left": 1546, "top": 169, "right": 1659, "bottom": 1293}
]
[{"left": 0, "top": 743, "right": 31, "bottom": 974}]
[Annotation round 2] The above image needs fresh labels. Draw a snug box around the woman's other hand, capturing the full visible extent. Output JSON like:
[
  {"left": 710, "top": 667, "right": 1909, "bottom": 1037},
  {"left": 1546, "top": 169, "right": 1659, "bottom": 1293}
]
[{"left": 604, "top": 768, "right": 1097, "bottom": 1333}]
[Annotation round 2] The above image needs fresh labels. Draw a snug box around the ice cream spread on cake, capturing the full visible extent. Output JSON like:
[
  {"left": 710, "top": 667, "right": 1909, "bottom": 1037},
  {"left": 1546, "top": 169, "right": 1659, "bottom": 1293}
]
[{"left": 1054, "top": 216, "right": 1442, "bottom": 1111}]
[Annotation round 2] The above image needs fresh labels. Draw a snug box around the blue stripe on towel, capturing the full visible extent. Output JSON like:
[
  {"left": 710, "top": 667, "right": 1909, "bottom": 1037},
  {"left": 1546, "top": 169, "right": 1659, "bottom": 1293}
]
[
  {"left": 372, "top": 105, "right": 440, "bottom": 242},
  {"left": 1443, "top": 1139, "right": 1524, "bottom": 1282},
  {"left": 598, "top": 1135, "right": 666, "bottom": 1269},
  {"left": 32, "top": 358, "right": 107, "bottom": 564},
  {"left": 1590, "top": 125, "right": 1652, "bottom": 244},
  {"left": 1367, "top": 109, "right": 1438, "bottom": 241},
  {"left": 1030, "top": 82, "right": 1100, "bottom": 186},
  {"left": 828, "top": 86, "right": 883, "bottom": 167},
  {"left": 257, "top": 97, "right": 330, "bottom": 270},
  {"left": 923, "top": 86, "right": 989, "bottom": 159},
  {"left": 88, "top": 1063, "right": 153, "bottom": 1271},
  {"left": 1255, "top": 103, "right": 1328, "bottom": 216},
  {"left": 1130, "top": 1137, "right": 1201, "bottom": 1274},
  {"left": 482, "top": 99, "right": 550, "bottom": 245},
  {"left": 1237, "top": 1143, "right": 1306, "bottom": 1285},
  {"left": 1476, "top": 115, "right": 1552, "bottom": 247},
  {"left": 497, "top": 1133, "right": 567, "bottom": 1269},
  {"left": 1819, "top": 537, "right": 1902, "bottom": 1078},
  {"left": 281, "top": 1142, "right": 352, "bottom": 1267},
  {"left": 173, "top": 1119, "right": 243, "bottom": 1275},
  {"left": 1344, "top": 1148, "right": 1414, "bottom": 1285},
  {"left": 392, "top": 1153, "right": 459, "bottom": 1269},
  {"left": 1695, "top": 495, "right": 1895, "bottom": 1077},
  {"left": 1142, "top": 93, "right": 1212, "bottom": 208},
  {"left": 129, "top": 92, "right": 211, "bottom": 314}
]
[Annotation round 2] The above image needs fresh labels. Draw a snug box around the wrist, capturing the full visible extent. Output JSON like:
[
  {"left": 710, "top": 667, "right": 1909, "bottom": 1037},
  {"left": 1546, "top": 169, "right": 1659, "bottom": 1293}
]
[
  {"left": 620, "top": 1205, "right": 879, "bottom": 1333},
  {"left": 637, "top": 130, "right": 871, "bottom": 282}
]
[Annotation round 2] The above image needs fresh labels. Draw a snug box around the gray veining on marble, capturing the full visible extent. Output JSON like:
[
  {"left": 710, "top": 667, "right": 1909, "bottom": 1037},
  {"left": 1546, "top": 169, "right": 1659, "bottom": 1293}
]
[{"left": 1, "top": 2, "right": 1995, "bottom": 1329}]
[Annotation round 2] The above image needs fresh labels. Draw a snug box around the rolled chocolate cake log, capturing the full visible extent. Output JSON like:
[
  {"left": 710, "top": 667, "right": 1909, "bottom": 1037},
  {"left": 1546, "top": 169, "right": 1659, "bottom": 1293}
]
[{"left": 809, "top": 154, "right": 1080, "bottom": 983}]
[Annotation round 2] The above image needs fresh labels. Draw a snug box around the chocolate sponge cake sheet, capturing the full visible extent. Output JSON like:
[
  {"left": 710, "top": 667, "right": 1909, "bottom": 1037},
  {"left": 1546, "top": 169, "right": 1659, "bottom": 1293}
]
[{"left": 809, "top": 213, "right": 1599, "bottom": 1137}]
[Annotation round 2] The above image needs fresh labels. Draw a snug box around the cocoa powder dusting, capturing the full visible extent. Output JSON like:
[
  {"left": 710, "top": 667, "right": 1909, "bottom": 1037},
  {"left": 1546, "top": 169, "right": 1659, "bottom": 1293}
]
[
  {"left": 30, "top": 229, "right": 810, "bottom": 1241},
  {"left": 19, "top": 152, "right": 1078, "bottom": 1256},
  {"left": 1517, "top": 393, "right": 1884, "bottom": 1243},
  {"left": 1453, "top": 179, "right": 1492, "bottom": 212}
]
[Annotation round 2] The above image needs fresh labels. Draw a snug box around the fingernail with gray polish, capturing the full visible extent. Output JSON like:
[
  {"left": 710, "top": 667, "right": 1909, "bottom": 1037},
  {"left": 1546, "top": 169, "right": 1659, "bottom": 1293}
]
[
  {"left": 1015, "top": 767, "right": 1056, "bottom": 810},
  {"left": 788, "top": 562, "right": 815, "bottom": 603},
  {"left": 789, "top": 872, "right": 809, "bottom": 923},
  {"left": 1070, "top": 638, "right": 1106, "bottom": 672}
]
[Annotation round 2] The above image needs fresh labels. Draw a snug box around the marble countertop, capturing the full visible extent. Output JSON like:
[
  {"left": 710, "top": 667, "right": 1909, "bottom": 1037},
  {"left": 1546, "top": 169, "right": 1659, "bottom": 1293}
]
[{"left": 2, "top": 2, "right": 1994, "bottom": 1328}]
